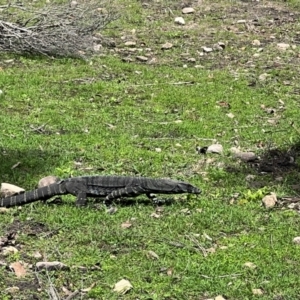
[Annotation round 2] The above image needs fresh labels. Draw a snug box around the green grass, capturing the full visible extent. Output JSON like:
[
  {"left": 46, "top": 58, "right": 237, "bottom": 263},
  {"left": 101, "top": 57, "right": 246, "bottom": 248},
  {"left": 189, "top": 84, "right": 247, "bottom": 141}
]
[{"left": 0, "top": 0, "right": 300, "bottom": 299}]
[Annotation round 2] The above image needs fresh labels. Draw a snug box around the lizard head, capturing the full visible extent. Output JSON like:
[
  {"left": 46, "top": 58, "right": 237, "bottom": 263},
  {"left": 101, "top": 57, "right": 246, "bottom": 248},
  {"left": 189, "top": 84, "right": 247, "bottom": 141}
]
[{"left": 177, "top": 182, "right": 201, "bottom": 194}]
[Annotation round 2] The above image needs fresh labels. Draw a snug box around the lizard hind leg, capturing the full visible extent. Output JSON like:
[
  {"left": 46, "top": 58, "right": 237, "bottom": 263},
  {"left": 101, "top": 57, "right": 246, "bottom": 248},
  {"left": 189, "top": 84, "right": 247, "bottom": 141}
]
[
  {"left": 65, "top": 180, "right": 88, "bottom": 207},
  {"left": 104, "top": 186, "right": 144, "bottom": 204},
  {"left": 75, "top": 191, "right": 88, "bottom": 207}
]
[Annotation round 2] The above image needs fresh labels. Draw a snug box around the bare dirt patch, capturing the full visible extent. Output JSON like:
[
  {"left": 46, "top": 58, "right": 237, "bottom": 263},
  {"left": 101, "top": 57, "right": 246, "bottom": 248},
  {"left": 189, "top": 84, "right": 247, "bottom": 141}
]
[{"left": 111, "top": 0, "right": 300, "bottom": 73}]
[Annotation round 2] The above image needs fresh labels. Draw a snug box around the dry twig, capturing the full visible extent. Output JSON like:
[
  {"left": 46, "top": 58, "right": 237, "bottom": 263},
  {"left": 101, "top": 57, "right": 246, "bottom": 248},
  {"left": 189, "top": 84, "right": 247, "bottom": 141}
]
[{"left": 0, "top": 0, "right": 118, "bottom": 57}]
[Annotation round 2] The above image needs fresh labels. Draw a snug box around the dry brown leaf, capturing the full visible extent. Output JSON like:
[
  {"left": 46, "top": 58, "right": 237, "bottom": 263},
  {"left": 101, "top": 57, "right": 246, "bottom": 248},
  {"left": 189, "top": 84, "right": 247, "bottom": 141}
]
[
  {"left": 113, "top": 279, "right": 133, "bottom": 294},
  {"left": 180, "top": 208, "right": 191, "bottom": 214},
  {"left": 252, "top": 288, "right": 264, "bottom": 295},
  {"left": 147, "top": 250, "right": 159, "bottom": 260},
  {"left": 150, "top": 213, "right": 161, "bottom": 218},
  {"left": 36, "top": 261, "right": 69, "bottom": 271},
  {"left": 203, "top": 233, "right": 212, "bottom": 241},
  {"left": 10, "top": 261, "right": 27, "bottom": 277},
  {"left": 2, "top": 246, "right": 19, "bottom": 256},
  {"left": 62, "top": 286, "right": 72, "bottom": 296},
  {"left": 226, "top": 112, "right": 235, "bottom": 119},
  {"left": 107, "top": 206, "right": 118, "bottom": 214},
  {"left": 5, "top": 286, "right": 20, "bottom": 294},
  {"left": 32, "top": 251, "right": 43, "bottom": 259},
  {"left": 81, "top": 282, "right": 96, "bottom": 292},
  {"left": 206, "top": 246, "right": 216, "bottom": 254},
  {"left": 167, "top": 267, "right": 173, "bottom": 276},
  {"left": 155, "top": 206, "right": 164, "bottom": 213},
  {"left": 121, "top": 221, "right": 132, "bottom": 229},
  {"left": 244, "top": 262, "right": 257, "bottom": 269},
  {"left": 217, "top": 101, "right": 230, "bottom": 108},
  {"left": 11, "top": 162, "right": 21, "bottom": 169}
]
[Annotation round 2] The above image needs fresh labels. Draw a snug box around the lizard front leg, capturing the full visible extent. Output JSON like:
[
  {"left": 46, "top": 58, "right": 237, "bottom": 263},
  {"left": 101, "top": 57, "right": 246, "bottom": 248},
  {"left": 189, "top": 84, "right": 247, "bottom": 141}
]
[{"left": 146, "top": 193, "right": 165, "bottom": 205}]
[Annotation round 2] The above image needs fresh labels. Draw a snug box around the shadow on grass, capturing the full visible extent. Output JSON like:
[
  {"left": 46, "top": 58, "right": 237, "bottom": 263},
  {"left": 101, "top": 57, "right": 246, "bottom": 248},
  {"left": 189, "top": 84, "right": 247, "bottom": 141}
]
[
  {"left": 226, "top": 141, "right": 300, "bottom": 193},
  {"left": 0, "top": 148, "right": 62, "bottom": 183}
]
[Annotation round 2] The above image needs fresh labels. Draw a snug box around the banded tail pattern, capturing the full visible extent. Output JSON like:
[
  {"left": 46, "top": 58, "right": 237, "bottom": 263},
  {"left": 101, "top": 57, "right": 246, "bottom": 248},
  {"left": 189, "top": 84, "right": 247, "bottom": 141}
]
[{"left": 0, "top": 181, "right": 67, "bottom": 208}]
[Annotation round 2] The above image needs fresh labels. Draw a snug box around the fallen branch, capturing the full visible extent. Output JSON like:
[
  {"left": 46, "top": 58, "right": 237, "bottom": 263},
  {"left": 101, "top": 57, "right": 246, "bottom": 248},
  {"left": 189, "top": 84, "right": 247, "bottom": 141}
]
[{"left": 0, "top": 0, "right": 118, "bottom": 58}]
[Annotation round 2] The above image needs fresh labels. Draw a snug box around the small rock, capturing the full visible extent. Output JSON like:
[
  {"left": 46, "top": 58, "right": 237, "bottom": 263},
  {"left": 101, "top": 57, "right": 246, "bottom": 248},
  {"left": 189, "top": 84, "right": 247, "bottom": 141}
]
[
  {"left": 245, "top": 174, "right": 256, "bottom": 181},
  {"left": 0, "top": 207, "right": 9, "bottom": 213},
  {"left": 215, "top": 296, "right": 226, "bottom": 300},
  {"left": 207, "top": 144, "right": 223, "bottom": 154},
  {"left": 202, "top": 46, "right": 213, "bottom": 53},
  {"left": 70, "top": 0, "right": 78, "bottom": 8},
  {"left": 218, "top": 42, "right": 225, "bottom": 49},
  {"left": 1, "top": 183, "right": 25, "bottom": 197},
  {"left": 174, "top": 17, "right": 185, "bottom": 25},
  {"left": 213, "top": 44, "right": 223, "bottom": 51},
  {"left": 38, "top": 176, "right": 60, "bottom": 188},
  {"left": 2, "top": 246, "right": 19, "bottom": 256},
  {"left": 106, "top": 206, "right": 118, "bottom": 214},
  {"left": 237, "top": 20, "right": 246, "bottom": 24},
  {"left": 252, "top": 39, "right": 261, "bottom": 46},
  {"left": 136, "top": 56, "right": 148, "bottom": 62},
  {"left": 293, "top": 237, "right": 300, "bottom": 244},
  {"left": 93, "top": 44, "right": 102, "bottom": 52},
  {"left": 161, "top": 42, "right": 173, "bottom": 50},
  {"left": 122, "top": 57, "right": 133, "bottom": 62},
  {"left": 262, "top": 193, "right": 277, "bottom": 208},
  {"left": 155, "top": 148, "right": 162, "bottom": 152},
  {"left": 182, "top": 7, "right": 194, "bottom": 14},
  {"left": 252, "top": 288, "right": 264, "bottom": 295},
  {"left": 277, "top": 43, "right": 290, "bottom": 51},
  {"left": 233, "top": 151, "right": 257, "bottom": 162},
  {"left": 288, "top": 203, "right": 297, "bottom": 209},
  {"left": 258, "top": 73, "right": 269, "bottom": 81},
  {"left": 124, "top": 41, "right": 136, "bottom": 47}
]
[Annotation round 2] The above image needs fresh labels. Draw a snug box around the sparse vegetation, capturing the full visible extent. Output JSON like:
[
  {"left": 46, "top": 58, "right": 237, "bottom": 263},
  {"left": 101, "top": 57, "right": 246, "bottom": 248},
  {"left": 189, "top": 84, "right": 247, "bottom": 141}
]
[{"left": 0, "top": 0, "right": 300, "bottom": 299}]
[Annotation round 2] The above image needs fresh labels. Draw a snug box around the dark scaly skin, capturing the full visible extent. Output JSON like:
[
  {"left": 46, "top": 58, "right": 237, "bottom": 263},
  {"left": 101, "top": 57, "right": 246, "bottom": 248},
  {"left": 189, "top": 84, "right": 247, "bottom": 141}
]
[{"left": 0, "top": 176, "right": 201, "bottom": 208}]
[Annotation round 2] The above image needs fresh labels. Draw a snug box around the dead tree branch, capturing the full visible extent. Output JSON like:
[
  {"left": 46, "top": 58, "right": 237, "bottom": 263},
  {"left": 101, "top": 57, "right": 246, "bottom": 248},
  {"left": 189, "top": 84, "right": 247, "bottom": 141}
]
[{"left": 0, "top": 1, "right": 118, "bottom": 58}]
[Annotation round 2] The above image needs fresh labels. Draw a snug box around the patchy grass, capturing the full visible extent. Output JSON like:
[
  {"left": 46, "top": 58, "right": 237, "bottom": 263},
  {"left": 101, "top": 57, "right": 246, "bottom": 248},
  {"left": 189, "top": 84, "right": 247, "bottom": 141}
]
[{"left": 0, "top": 0, "right": 300, "bottom": 299}]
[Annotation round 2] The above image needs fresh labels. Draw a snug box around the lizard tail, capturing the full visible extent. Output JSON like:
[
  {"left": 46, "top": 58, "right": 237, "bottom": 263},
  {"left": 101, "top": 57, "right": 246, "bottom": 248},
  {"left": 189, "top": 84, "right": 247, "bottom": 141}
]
[{"left": 0, "top": 182, "right": 67, "bottom": 208}]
